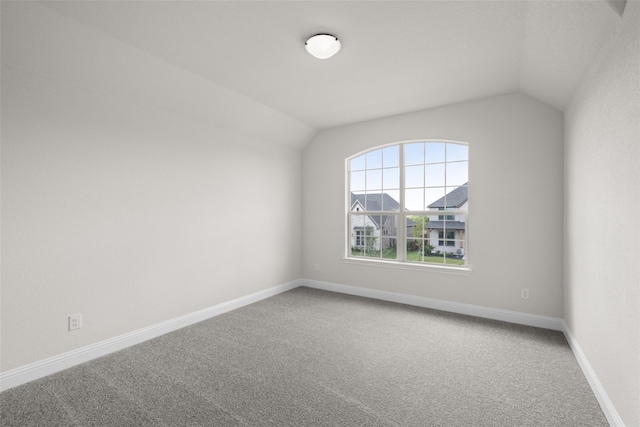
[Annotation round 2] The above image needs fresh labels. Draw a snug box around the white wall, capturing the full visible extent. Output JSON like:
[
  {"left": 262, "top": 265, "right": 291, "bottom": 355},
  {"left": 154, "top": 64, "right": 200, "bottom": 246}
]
[
  {"left": 1, "top": 3, "right": 305, "bottom": 372},
  {"left": 565, "top": 1, "right": 640, "bottom": 425},
  {"left": 302, "top": 93, "right": 564, "bottom": 317}
]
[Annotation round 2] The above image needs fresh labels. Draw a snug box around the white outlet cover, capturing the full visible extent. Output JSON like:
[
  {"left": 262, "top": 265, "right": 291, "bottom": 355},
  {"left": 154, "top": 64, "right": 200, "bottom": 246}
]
[{"left": 69, "top": 314, "right": 83, "bottom": 331}]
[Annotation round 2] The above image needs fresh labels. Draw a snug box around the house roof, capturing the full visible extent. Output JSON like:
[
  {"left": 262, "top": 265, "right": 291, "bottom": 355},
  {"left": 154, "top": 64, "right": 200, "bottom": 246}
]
[
  {"left": 351, "top": 193, "right": 400, "bottom": 212},
  {"left": 428, "top": 185, "right": 468, "bottom": 209},
  {"left": 351, "top": 193, "right": 396, "bottom": 228},
  {"left": 427, "top": 221, "right": 466, "bottom": 231},
  {"left": 351, "top": 193, "right": 415, "bottom": 229}
]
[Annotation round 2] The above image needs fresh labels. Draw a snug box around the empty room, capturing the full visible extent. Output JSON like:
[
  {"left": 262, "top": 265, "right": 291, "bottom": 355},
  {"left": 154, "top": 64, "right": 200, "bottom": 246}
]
[{"left": 1, "top": 1, "right": 638, "bottom": 426}]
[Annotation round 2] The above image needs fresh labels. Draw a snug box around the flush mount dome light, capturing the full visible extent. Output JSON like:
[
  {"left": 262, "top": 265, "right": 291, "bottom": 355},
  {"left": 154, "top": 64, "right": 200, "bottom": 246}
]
[{"left": 305, "top": 34, "right": 341, "bottom": 59}]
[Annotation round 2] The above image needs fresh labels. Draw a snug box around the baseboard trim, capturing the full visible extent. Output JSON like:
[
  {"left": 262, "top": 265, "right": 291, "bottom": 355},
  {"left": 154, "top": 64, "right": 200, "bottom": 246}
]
[
  {"left": 302, "top": 279, "right": 625, "bottom": 425},
  {"left": 1, "top": 277, "right": 625, "bottom": 427},
  {"left": 301, "top": 278, "right": 565, "bottom": 331},
  {"left": 0, "top": 279, "right": 301, "bottom": 392},
  {"left": 562, "top": 322, "right": 625, "bottom": 427}
]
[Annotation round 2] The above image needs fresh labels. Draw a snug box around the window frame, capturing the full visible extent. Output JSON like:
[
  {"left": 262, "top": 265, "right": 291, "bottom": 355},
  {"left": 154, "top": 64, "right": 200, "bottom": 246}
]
[{"left": 345, "top": 139, "right": 470, "bottom": 273}]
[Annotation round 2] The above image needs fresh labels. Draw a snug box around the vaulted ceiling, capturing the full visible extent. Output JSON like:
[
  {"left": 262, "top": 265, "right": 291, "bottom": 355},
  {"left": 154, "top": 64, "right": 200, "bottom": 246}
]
[{"left": 3, "top": 1, "right": 623, "bottom": 146}]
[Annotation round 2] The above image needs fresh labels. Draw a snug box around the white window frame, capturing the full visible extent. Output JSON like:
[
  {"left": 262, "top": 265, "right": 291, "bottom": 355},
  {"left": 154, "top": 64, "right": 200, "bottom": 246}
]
[{"left": 345, "top": 140, "right": 470, "bottom": 273}]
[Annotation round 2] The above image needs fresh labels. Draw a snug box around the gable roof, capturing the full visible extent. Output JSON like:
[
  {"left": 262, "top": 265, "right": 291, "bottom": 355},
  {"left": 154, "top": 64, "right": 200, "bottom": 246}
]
[
  {"left": 350, "top": 193, "right": 396, "bottom": 229},
  {"left": 351, "top": 193, "right": 400, "bottom": 212},
  {"left": 428, "top": 185, "right": 468, "bottom": 209},
  {"left": 350, "top": 193, "right": 416, "bottom": 229}
]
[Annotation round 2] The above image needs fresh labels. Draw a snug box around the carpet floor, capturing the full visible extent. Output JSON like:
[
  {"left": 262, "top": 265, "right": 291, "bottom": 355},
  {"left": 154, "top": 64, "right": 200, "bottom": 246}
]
[{"left": 1, "top": 287, "right": 608, "bottom": 426}]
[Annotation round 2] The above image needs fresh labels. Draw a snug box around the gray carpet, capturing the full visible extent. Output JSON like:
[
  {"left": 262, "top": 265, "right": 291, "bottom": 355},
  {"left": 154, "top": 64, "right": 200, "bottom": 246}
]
[{"left": 1, "top": 287, "right": 608, "bottom": 426}]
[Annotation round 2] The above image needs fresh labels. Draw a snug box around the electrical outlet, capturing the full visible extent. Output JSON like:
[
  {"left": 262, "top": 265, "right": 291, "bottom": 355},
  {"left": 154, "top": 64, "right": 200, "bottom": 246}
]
[
  {"left": 314, "top": 263, "right": 320, "bottom": 272},
  {"left": 521, "top": 288, "right": 530, "bottom": 300},
  {"left": 69, "top": 313, "right": 82, "bottom": 331}
]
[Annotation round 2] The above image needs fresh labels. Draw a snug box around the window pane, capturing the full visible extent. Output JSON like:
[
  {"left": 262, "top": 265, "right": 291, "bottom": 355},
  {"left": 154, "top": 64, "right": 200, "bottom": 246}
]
[
  {"left": 405, "top": 165, "right": 424, "bottom": 188},
  {"left": 404, "top": 143, "right": 424, "bottom": 165},
  {"left": 350, "top": 215, "right": 366, "bottom": 255},
  {"left": 405, "top": 188, "right": 424, "bottom": 211},
  {"left": 363, "top": 221, "right": 380, "bottom": 257},
  {"left": 366, "top": 169, "right": 382, "bottom": 191},
  {"left": 446, "top": 143, "right": 468, "bottom": 162},
  {"left": 425, "top": 187, "right": 445, "bottom": 208},
  {"left": 446, "top": 161, "right": 468, "bottom": 186},
  {"left": 407, "top": 215, "right": 428, "bottom": 238},
  {"left": 350, "top": 171, "right": 365, "bottom": 191},
  {"left": 445, "top": 186, "right": 465, "bottom": 208},
  {"left": 382, "top": 146, "right": 399, "bottom": 168},
  {"left": 366, "top": 149, "right": 382, "bottom": 169},
  {"left": 369, "top": 215, "right": 382, "bottom": 232},
  {"left": 381, "top": 215, "right": 397, "bottom": 237},
  {"left": 425, "top": 142, "right": 445, "bottom": 164},
  {"left": 351, "top": 214, "right": 365, "bottom": 229},
  {"left": 350, "top": 192, "right": 365, "bottom": 211},
  {"left": 382, "top": 190, "right": 400, "bottom": 211},
  {"left": 383, "top": 167, "right": 399, "bottom": 190},
  {"left": 364, "top": 193, "right": 382, "bottom": 211},
  {"left": 425, "top": 163, "right": 445, "bottom": 187},
  {"left": 381, "top": 238, "right": 397, "bottom": 259},
  {"left": 350, "top": 214, "right": 380, "bottom": 258},
  {"left": 438, "top": 219, "right": 466, "bottom": 265},
  {"left": 406, "top": 239, "right": 424, "bottom": 262},
  {"left": 350, "top": 154, "right": 366, "bottom": 171}
]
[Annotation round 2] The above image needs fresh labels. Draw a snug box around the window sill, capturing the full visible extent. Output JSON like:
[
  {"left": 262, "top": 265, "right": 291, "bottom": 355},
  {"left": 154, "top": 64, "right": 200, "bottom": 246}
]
[{"left": 343, "top": 257, "right": 472, "bottom": 276}]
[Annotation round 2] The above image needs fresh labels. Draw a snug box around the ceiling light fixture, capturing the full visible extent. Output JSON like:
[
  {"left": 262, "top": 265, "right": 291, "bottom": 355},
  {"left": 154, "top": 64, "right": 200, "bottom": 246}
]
[{"left": 305, "top": 34, "right": 341, "bottom": 59}]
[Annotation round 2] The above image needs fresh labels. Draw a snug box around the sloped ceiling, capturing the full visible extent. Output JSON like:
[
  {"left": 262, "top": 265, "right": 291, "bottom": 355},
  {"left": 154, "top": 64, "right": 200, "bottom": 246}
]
[{"left": 3, "top": 1, "right": 622, "bottom": 147}]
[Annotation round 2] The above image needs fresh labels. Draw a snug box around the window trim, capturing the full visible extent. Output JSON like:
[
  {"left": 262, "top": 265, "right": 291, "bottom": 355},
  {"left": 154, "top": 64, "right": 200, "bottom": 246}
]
[{"left": 345, "top": 139, "right": 470, "bottom": 272}]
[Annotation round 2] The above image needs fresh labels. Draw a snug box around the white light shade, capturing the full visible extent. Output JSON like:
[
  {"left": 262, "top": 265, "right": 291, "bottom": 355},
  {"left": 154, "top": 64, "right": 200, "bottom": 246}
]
[{"left": 305, "top": 34, "right": 341, "bottom": 59}]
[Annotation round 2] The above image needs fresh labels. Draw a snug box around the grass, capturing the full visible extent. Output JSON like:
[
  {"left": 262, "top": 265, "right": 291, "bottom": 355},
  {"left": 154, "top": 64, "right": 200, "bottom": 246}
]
[{"left": 350, "top": 247, "right": 465, "bottom": 266}]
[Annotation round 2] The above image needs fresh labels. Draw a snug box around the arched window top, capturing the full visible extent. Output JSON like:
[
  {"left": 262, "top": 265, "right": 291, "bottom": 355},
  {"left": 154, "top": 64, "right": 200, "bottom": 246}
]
[{"left": 347, "top": 140, "right": 469, "bottom": 269}]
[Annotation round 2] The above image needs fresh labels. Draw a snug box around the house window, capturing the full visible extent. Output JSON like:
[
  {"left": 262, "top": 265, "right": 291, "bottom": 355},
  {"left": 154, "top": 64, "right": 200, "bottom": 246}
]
[
  {"left": 438, "top": 208, "right": 455, "bottom": 221},
  {"left": 347, "top": 141, "right": 468, "bottom": 268},
  {"left": 438, "top": 231, "right": 455, "bottom": 246}
]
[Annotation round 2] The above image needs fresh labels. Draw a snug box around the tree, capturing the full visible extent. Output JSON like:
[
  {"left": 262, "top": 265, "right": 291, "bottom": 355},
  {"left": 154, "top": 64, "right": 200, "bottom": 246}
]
[
  {"left": 409, "top": 215, "right": 430, "bottom": 253},
  {"left": 410, "top": 215, "right": 429, "bottom": 238},
  {"left": 364, "top": 225, "right": 378, "bottom": 254}
]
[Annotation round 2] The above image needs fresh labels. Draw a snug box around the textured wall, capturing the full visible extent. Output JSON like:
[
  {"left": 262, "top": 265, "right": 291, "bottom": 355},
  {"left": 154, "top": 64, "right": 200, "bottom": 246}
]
[
  {"left": 302, "top": 93, "right": 564, "bottom": 318},
  {"left": 564, "top": 1, "right": 640, "bottom": 425}
]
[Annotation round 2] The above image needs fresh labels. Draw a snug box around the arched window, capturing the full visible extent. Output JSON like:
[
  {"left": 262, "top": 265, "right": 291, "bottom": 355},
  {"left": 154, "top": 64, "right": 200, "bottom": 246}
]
[{"left": 347, "top": 141, "right": 469, "bottom": 268}]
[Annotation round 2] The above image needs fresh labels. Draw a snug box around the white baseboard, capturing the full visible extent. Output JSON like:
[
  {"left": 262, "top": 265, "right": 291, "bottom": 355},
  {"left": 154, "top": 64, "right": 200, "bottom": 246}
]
[
  {"left": 1, "top": 277, "right": 625, "bottom": 427},
  {"left": 301, "top": 278, "right": 565, "bottom": 331},
  {"left": 562, "top": 322, "right": 625, "bottom": 427},
  {"left": 302, "top": 279, "right": 625, "bottom": 426},
  {"left": 0, "top": 279, "right": 301, "bottom": 392}
]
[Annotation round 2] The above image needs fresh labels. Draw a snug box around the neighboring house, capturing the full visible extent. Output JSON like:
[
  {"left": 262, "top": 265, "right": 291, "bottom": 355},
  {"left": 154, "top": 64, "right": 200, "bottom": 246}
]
[
  {"left": 425, "top": 185, "right": 468, "bottom": 256},
  {"left": 350, "top": 193, "right": 415, "bottom": 250}
]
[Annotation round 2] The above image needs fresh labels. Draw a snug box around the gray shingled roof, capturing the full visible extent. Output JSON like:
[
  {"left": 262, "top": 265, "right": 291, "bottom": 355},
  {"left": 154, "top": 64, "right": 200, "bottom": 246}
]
[
  {"left": 427, "top": 184, "right": 468, "bottom": 209},
  {"left": 351, "top": 193, "right": 400, "bottom": 212},
  {"left": 351, "top": 193, "right": 412, "bottom": 229},
  {"left": 426, "top": 220, "right": 466, "bottom": 230}
]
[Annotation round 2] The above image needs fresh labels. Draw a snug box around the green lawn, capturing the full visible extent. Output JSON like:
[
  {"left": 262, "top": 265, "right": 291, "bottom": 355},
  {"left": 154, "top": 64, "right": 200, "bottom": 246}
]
[{"left": 351, "top": 247, "right": 465, "bottom": 265}]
